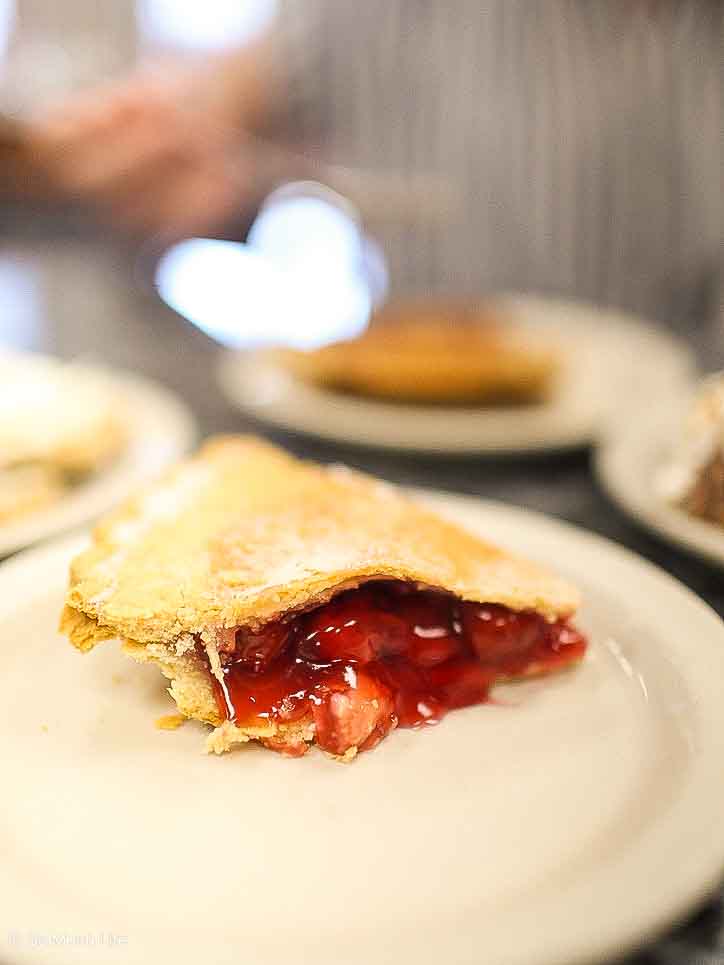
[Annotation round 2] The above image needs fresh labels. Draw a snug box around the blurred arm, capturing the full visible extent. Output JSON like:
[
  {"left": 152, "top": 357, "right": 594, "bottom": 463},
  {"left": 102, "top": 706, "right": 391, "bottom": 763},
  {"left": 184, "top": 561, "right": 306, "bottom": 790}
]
[{"left": 23, "top": 35, "right": 282, "bottom": 239}]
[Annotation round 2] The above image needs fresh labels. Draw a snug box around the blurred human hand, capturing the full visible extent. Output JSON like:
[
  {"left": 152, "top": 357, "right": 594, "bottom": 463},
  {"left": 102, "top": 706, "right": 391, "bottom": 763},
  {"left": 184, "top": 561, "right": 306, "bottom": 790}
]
[{"left": 29, "top": 64, "right": 255, "bottom": 240}]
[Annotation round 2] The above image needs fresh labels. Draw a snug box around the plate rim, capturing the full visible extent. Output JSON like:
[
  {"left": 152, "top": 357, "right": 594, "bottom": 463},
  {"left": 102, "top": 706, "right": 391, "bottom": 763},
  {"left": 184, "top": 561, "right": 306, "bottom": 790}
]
[{"left": 2, "top": 494, "right": 724, "bottom": 965}]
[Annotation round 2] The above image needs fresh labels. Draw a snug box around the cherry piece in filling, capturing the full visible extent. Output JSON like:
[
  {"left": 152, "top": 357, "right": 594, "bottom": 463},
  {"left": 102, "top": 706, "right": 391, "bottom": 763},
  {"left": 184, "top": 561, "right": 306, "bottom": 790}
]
[{"left": 208, "top": 581, "right": 587, "bottom": 757}]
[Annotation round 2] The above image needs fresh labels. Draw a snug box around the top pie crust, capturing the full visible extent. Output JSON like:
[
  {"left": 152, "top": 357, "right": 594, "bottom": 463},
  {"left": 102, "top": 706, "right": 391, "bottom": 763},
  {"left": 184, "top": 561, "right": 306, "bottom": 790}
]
[{"left": 62, "top": 436, "right": 579, "bottom": 654}]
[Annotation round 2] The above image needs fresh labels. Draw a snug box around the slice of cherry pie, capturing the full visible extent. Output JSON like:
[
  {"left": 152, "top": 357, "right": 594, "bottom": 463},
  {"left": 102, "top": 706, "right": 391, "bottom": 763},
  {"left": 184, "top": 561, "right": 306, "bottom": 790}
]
[{"left": 61, "top": 436, "right": 586, "bottom": 760}]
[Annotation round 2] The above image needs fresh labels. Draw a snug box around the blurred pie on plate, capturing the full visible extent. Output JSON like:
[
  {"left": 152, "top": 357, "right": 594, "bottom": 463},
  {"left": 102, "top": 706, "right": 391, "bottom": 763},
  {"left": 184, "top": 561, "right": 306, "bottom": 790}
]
[
  {"left": 271, "top": 299, "right": 560, "bottom": 405},
  {"left": 60, "top": 435, "right": 587, "bottom": 761},
  {"left": 657, "top": 373, "right": 724, "bottom": 527},
  {"left": 0, "top": 352, "right": 126, "bottom": 524}
]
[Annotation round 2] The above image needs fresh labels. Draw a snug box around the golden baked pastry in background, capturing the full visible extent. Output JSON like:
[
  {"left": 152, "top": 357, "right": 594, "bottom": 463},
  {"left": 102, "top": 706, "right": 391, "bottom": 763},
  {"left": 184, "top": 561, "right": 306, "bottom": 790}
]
[
  {"left": 271, "top": 299, "right": 560, "bottom": 405},
  {"left": 0, "top": 352, "right": 126, "bottom": 523},
  {"left": 0, "top": 465, "right": 64, "bottom": 524}
]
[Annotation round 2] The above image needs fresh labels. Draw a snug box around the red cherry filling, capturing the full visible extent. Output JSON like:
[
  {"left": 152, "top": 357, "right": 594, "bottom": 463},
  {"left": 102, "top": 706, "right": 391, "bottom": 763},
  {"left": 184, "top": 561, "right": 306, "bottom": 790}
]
[
  {"left": 297, "top": 588, "right": 410, "bottom": 664},
  {"left": 462, "top": 604, "right": 548, "bottom": 664},
  {"left": 208, "top": 581, "right": 586, "bottom": 757},
  {"left": 311, "top": 668, "right": 397, "bottom": 756},
  {"left": 233, "top": 622, "right": 292, "bottom": 673}
]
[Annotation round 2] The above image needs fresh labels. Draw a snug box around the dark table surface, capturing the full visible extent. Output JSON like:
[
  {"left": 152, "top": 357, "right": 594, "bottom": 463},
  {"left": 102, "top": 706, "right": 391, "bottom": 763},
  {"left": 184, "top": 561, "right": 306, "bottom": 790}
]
[{"left": 2, "top": 226, "right": 723, "bottom": 965}]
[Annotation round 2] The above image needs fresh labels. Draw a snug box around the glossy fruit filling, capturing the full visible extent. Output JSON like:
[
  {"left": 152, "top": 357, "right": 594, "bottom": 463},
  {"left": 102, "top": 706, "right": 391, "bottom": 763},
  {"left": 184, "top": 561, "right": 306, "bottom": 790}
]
[{"left": 208, "top": 581, "right": 586, "bottom": 757}]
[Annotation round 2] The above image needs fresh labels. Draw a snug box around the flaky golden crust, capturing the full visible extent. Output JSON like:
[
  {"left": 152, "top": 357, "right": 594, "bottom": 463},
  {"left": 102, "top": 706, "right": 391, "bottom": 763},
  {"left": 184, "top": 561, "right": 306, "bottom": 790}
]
[
  {"left": 121, "top": 638, "right": 222, "bottom": 726},
  {"left": 59, "top": 605, "right": 117, "bottom": 652},
  {"left": 63, "top": 435, "right": 578, "bottom": 649},
  {"left": 270, "top": 300, "right": 559, "bottom": 404}
]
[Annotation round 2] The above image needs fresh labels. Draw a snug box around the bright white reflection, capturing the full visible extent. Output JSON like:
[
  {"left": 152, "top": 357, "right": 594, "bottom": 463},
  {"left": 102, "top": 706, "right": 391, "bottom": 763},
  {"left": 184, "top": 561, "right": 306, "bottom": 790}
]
[
  {"left": 157, "top": 238, "right": 371, "bottom": 350},
  {"left": 0, "top": 0, "right": 15, "bottom": 61},
  {"left": 157, "top": 186, "right": 380, "bottom": 350},
  {"left": 248, "top": 193, "right": 362, "bottom": 270},
  {"left": 137, "top": 0, "right": 277, "bottom": 52},
  {"left": 0, "top": 255, "right": 42, "bottom": 350}
]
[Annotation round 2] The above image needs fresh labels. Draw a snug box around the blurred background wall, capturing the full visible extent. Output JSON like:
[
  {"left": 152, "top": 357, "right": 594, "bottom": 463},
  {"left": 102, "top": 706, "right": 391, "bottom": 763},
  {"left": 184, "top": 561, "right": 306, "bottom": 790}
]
[{"left": 1, "top": 0, "right": 277, "bottom": 112}]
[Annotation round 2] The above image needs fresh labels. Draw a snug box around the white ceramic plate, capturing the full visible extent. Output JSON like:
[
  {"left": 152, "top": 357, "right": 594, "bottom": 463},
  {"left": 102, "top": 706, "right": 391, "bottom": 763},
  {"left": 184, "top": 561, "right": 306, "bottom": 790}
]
[
  {"left": 595, "top": 400, "right": 724, "bottom": 568},
  {"left": 1, "top": 494, "right": 723, "bottom": 965},
  {"left": 216, "top": 295, "right": 695, "bottom": 454},
  {"left": 0, "top": 370, "right": 197, "bottom": 557}
]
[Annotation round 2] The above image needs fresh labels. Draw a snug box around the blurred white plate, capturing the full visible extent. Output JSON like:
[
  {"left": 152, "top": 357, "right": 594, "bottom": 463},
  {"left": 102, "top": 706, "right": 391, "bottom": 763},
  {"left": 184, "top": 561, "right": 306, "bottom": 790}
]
[
  {"left": 217, "top": 296, "right": 696, "bottom": 455},
  {"left": 0, "top": 369, "right": 196, "bottom": 557},
  {"left": 595, "top": 400, "right": 724, "bottom": 568},
  {"left": 1, "top": 495, "right": 724, "bottom": 965}
]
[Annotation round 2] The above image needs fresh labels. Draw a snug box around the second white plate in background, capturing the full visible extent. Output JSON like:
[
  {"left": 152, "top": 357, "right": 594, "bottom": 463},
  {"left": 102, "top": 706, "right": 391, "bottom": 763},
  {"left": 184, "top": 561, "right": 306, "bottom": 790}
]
[
  {"left": 595, "top": 399, "right": 724, "bottom": 568},
  {"left": 217, "top": 295, "right": 696, "bottom": 455}
]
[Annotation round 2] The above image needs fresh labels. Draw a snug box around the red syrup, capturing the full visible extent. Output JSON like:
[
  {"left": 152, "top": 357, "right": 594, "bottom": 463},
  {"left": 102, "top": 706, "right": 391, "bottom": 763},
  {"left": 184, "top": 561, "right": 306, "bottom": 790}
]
[{"left": 208, "top": 581, "right": 586, "bottom": 757}]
